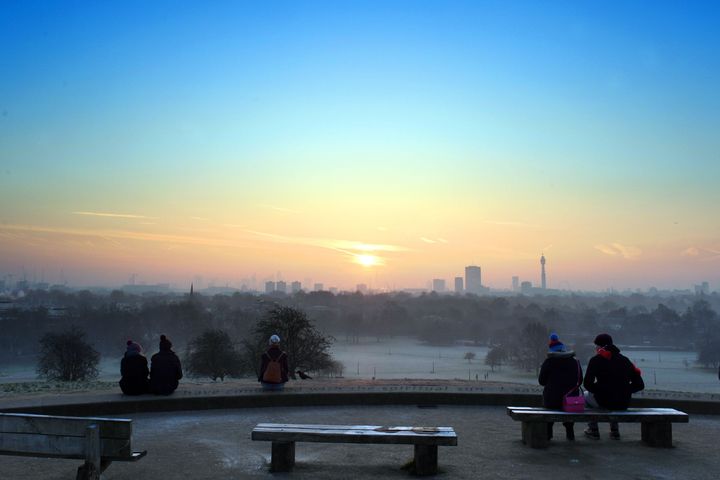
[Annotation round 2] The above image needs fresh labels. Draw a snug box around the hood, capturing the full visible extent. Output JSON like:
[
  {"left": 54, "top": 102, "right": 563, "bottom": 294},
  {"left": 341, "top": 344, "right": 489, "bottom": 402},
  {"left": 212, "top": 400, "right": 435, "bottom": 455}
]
[{"left": 547, "top": 350, "right": 575, "bottom": 359}]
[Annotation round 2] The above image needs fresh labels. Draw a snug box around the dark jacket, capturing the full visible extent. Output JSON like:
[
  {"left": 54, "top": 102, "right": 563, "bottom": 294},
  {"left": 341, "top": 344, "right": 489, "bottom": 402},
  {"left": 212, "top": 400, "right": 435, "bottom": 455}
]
[
  {"left": 258, "top": 345, "right": 289, "bottom": 384},
  {"left": 538, "top": 351, "right": 583, "bottom": 409},
  {"left": 119, "top": 352, "right": 149, "bottom": 396},
  {"left": 150, "top": 350, "right": 183, "bottom": 395},
  {"left": 583, "top": 344, "right": 644, "bottom": 410}
]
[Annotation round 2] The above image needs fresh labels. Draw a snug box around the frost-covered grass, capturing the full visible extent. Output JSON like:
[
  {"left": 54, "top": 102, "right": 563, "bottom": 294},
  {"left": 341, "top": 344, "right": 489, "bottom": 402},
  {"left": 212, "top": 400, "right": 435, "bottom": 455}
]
[{"left": 0, "top": 380, "right": 116, "bottom": 396}]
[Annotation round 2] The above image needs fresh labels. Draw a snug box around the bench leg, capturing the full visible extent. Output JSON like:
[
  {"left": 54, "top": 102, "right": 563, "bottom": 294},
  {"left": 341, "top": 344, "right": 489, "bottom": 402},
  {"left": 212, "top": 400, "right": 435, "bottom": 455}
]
[
  {"left": 641, "top": 422, "right": 673, "bottom": 448},
  {"left": 413, "top": 444, "right": 438, "bottom": 476},
  {"left": 521, "top": 422, "right": 549, "bottom": 449},
  {"left": 76, "top": 424, "right": 102, "bottom": 480},
  {"left": 271, "top": 441, "right": 295, "bottom": 472}
]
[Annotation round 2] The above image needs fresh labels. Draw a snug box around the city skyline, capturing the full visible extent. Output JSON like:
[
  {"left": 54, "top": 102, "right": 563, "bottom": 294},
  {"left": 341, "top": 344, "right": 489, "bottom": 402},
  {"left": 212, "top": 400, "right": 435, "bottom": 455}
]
[{"left": 2, "top": 2, "right": 720, "bottom": 291}]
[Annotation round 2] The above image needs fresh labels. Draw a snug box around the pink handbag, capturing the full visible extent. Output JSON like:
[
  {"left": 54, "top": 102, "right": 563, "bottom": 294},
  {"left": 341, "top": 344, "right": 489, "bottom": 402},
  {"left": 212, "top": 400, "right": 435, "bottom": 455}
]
[{"left": 562, "top": 360, "right": 585, "bottom": 413}]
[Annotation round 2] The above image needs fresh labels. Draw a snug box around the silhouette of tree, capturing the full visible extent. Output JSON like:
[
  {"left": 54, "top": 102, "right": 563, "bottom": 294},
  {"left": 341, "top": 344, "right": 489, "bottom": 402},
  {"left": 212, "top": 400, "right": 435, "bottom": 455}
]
[
  {"left": 186, "top": 329, "right": 243, "bottom": 381},
  {"left": 250, "top": 306, "right": 333, "bottom": 379},
  {"left": 36, "top": 326, "right": 99, "bottom": 381},
  {"left": 464, "top": 352, "right": 476, "bottom": 363},
  {"left": 485, "top": 345, "right": 507, "bottom": 371}
]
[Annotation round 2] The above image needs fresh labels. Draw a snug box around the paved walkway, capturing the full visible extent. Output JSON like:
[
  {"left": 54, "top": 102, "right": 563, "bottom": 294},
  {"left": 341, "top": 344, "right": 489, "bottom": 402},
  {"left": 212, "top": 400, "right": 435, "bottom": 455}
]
[{"left": 2, "top": 403, "right": 719, "bottom": 479}]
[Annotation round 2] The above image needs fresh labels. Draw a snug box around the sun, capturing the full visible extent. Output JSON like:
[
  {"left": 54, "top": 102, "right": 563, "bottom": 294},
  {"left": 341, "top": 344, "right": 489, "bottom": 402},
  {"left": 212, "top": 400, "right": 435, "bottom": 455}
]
[{"left": 355, "top": 254, "right": 379, "bottom": 267}]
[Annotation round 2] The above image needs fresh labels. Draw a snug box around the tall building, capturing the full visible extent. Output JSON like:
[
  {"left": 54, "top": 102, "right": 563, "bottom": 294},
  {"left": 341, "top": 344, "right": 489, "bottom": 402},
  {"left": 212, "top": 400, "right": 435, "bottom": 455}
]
[
  {"left": 432, "top": 278, "right": 446, "bottom": 292},
  {"left": 512, "top": 276, "right": 519, "bottom": 292},
  {"left": 276, "top": 280, "right": 287, "bottom": 294},
  {"left": 521, "top": 281, "right": 533, "bottom": 295},
  {"left": 291, "top": 281, "right": 302, "bottom": 294},
  {"left": 540, "top": 254, "right": 547, "bottom": 289},
  {"left": 465, "top": 266, "right": 482, "bottom": 294},
  {"left": 454, "top": 277, "right": 464, "bottom": 294},
  {"left": 314, "top": 283, "right": 324, "bottom": 291},
  {"left": 264, "top": 281, "right": 275, "bottom": 294}
]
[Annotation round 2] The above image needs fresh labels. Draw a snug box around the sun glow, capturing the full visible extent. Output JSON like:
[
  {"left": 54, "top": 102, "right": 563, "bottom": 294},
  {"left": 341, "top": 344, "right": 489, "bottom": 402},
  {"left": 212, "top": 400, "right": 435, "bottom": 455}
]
[{"left": 355, "top": 254, "right": 379, "bottom": 267}]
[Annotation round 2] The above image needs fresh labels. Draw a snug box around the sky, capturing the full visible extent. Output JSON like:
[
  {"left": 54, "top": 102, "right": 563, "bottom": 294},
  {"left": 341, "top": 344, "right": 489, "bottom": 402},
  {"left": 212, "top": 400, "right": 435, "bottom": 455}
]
[{"left": 1, "top": 1, "right": 719, "bottom": 291}]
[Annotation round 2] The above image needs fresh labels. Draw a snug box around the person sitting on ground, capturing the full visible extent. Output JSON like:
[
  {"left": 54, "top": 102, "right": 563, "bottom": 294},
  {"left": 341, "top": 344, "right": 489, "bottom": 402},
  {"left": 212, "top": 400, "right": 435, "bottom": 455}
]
[
  {"left": 149, "top": 334, "right": 183, "bottom": 395},
  {"left": 259, "top": 334, "right": 289, "bottom": 391},
  {"left": 538, "top": 332, "right": 583, "bottom": 441},
  {"left": 119, "top": 340, "right": 149, "bottom": 396},
  {"left": 583, "top": 333, "right": 644, "bottom": 439}
]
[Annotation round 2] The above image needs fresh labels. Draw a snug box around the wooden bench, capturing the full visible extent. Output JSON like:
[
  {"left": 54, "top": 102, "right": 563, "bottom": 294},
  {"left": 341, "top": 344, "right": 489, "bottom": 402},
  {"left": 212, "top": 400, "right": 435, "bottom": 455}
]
[
  {"left": 251, "top": 423, "right": 457, "bottom": 475},
  {"left": 507, "top": 406, "right": 689, "bottom": 449},
  {"left": 0, "top": 412, "right": 146, "bottom": 480}
]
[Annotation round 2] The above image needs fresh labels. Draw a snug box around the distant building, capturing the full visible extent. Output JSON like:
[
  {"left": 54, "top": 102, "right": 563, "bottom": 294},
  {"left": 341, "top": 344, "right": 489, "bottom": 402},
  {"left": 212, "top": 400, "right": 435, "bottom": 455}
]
[
  {"left": 314, "top": 283, "right": 324, "bottom": 292},
  {"left": 356, "top": 284, "right": 368, "bottom": 294},
  {"left": 695, "top": 282, "right": 710, "bottom": 295},
  {"left": 265, "top": 281, "right": 276, "bottom": 294},
  {"left": 329, "top": 287, "right": 338, "bottom": 295},
  {"left": 521, "top": 281, "right": 533, "bottom": 295},
  {"left": 276, "top": 281, "right": 287, "bottom": 294},
  {"left": 465, "top": 266, "right": 482, "bottom": 294},
  {"left": 512, "top": 276, "right": 519, "bottom": 292},
  {"left": 540, "top": 254, "right": 547, "bottom": 289},
  {"left": 291, "top": 281, "right": 302, "bottom": 294},
  {"left": 432, "top": 279, "right": 446, "bottom": 292},
  {"left": 454, "top": 277, "right": 464, "bottom": 294}
]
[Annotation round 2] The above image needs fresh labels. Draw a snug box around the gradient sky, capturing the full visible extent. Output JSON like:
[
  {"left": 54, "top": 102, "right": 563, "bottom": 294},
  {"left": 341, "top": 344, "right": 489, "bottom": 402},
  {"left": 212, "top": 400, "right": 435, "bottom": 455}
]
[{"left": 1, "top": 1, "right": 719, "bottom": 291}]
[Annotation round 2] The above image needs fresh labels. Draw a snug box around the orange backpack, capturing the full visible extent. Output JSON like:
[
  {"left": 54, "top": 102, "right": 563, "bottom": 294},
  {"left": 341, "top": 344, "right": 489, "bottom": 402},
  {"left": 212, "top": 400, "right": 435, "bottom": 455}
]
[{"left": 263, "top": 353, "right": 284, "bottom": 383}]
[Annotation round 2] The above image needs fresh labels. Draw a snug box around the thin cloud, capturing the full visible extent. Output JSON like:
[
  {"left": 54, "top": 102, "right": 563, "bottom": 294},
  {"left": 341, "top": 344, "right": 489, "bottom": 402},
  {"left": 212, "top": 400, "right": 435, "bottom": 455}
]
[
  {"left": 420, "top": 237, "right": 437, "bottom": 244},
  {"left": 612, "top": 243, "right": 642, "bottom": 259},
  {"left": 595, "top": 243, "right": 642, "bottom": 259},
  {"left": 243, "top": 229, "right": 411, "bottom": 255},
  {"left": 73, "top": 211, "right": 153, "bottom": 219},
  {"left": 681, "top": 247, "right": 700, "bottom": 257},
  {"left": 258, "top": 204, "right": 301, "bottom": 214},
  {"left": 484, "top": 220, "right": 541, "bottom": 228},
  {"left": 595, "top": 244, "right": 618, "bottom": 256},
  {"left": 0, "top": 223, "right": 250, "bottom": 250}
]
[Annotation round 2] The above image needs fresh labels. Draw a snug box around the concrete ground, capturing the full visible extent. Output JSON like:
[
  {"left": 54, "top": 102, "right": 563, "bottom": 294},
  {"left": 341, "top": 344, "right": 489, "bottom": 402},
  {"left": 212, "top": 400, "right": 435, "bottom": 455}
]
[{"left": 3, "top": 404, "right": 719, "bottom": 479}]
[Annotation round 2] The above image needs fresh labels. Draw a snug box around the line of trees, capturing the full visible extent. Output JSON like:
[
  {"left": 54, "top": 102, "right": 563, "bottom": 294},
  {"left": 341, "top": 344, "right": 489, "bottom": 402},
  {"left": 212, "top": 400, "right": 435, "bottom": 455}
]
[{"left": 3, "top": 289, "right": 720, "bottom": 377}]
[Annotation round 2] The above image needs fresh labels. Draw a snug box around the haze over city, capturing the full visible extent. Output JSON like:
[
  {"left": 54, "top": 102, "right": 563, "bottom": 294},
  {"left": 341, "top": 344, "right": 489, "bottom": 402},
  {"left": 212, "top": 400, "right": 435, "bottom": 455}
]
[{"left": 1, "top": 1, "right": 719, "bottom": 291}]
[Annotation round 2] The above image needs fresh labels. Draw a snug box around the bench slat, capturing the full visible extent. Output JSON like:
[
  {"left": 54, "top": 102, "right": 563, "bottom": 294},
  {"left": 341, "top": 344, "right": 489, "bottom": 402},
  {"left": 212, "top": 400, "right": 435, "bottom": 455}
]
[
  {"left": 255, "top": 423, "right": 455, "bottom": 432},
  {"left": 252, "top": 424, "right": 457, "bottom": 446},
  {"left": 0, "top": 413, "right": 132, "bottom": 439},
  {"left": 0, "top": 433, "right": 131, "bottom": 458},
  {"left": 507, "top": 407, "right": 689, "bottom": 423}
]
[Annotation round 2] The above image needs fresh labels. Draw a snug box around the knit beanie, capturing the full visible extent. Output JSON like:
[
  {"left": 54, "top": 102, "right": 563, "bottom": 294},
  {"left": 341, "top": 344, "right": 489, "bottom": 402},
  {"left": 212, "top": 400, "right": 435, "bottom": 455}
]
[
  {"left": 126, "top": 340, "right": 142, "bottom": 354},
  {"left": 159, "top": 334, "right": 173, "bottom": 351},
  {"left": 594, "top": 333, "right": 613, "bottom": 347},
  {"left": 269, "top": 334, "right": 281, "bottom": 345},
  {"left": 548, "top": 332, "right": 566, "bottom": 352}
]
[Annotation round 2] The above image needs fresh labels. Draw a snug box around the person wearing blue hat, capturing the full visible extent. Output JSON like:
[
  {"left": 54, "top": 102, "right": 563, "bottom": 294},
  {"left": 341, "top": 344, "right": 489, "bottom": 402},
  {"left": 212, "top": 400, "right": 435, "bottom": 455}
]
[{"left": 539, "top": 333, "right": 583, "bottom": 440}]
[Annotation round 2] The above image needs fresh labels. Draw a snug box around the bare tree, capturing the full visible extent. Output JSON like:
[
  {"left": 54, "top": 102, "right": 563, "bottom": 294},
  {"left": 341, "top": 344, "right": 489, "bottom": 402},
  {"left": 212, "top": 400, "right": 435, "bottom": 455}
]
[
  {"left": 250, "top": 306, "right": 333, "bottom": 379},
  {"left": 186, "top": 329, "right": 243, "bottom": 381},
  {"left": 37, "top": 326, "right": 99, "bottom": 381}
]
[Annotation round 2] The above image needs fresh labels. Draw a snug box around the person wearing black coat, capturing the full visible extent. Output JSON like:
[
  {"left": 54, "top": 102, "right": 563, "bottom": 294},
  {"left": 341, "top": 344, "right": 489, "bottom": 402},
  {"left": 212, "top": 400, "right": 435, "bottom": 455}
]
[
  {"left": 538, "top": 333, "right": 583, "bottom": 440},
  {"left": 149, "top": 335, "right": 183, "bottom": 395},
  {"left": 583, "top": 333, "right": 644, "bottom": 439},
  {"left": 119, "top": 340, "right": 149, "bottom": 395}
]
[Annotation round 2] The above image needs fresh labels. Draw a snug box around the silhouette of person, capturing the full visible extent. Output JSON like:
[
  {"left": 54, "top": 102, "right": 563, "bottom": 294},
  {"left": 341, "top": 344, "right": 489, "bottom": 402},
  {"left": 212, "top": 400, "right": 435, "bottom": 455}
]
[
  {"left": 538, "top": 333, "right": 582, "bottom": 441},
  {"left": 119, "top": 340, "right": 149, "bottom": 395},
  {"left": 150, "top": 335, "right": 183, "bottom": 395},
  {"left": 583, "top": 333, "right": 644, "bottom": 439},
  {"left": 259, "top": 334, "right": 289, "bottom": 391}
]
